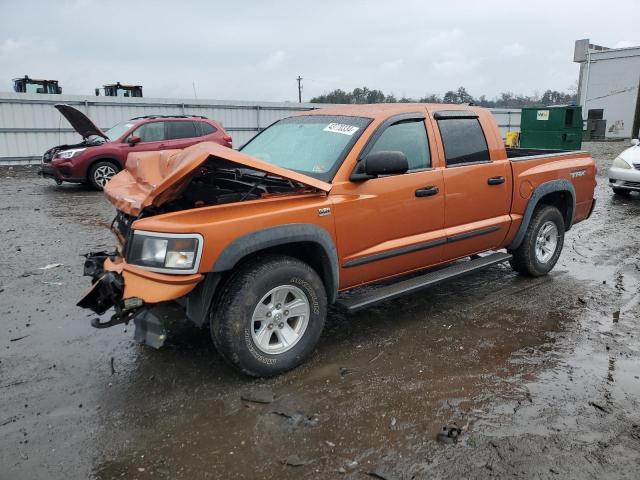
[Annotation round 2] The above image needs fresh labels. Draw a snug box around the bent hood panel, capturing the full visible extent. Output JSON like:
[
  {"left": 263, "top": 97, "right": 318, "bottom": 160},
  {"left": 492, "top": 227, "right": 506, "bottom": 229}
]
[
  {"left": 103, "top": 142, "right": 332, "bottom": 216},
  {"left": 55, "top": 104, "right": 108, "bottom": 140}
]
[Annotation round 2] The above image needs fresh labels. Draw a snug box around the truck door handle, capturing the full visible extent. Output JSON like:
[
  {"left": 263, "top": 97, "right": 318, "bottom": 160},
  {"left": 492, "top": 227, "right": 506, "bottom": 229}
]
[
  {"left": 415, "top": 186, "right": 439, "bottom": 197},
  {"left": 488, "top": 176, "right": 505, "bottom": 185}
]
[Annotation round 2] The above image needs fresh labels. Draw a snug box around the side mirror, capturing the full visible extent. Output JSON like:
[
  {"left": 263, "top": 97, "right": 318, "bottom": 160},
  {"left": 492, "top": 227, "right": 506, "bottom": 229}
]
[
  {"left": 350, "top": 151, "right": 409, "bottom": 180},
  {"left": 128, "top": 135, "right": 141, "bottom": 146},
  {"left": 631, "top": 138, "right": 639, "bottom": 147},
  {"left": 362, "top": 151, "right": 408, "bottom": 177}
]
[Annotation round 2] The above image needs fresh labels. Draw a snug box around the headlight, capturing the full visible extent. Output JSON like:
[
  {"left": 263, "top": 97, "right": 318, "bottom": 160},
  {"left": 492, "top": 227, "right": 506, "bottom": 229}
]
[
  {"left": 127, "top": 231, "right": 203, "bottom": 274},
  {"left": 56, "top": 148, "right": 86, "bottom": 159},
  {"left": 612, "top": 157, "right": 632, "bottom": 169}
]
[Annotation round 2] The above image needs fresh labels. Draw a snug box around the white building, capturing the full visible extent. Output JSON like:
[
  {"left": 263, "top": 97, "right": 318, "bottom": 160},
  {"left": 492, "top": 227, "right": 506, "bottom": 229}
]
[{"left": 574, "top": 39, "right": 640, "bottom": 139}]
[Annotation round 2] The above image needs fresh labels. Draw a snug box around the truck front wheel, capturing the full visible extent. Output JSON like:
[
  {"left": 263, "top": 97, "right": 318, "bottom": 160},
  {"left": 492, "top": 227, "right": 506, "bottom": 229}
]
[
  {"left": 509, "top": 205, "right": 565, "bottom": 277},
  {"left": 210, "top": 255, "right": 327, "bottom": 377}
]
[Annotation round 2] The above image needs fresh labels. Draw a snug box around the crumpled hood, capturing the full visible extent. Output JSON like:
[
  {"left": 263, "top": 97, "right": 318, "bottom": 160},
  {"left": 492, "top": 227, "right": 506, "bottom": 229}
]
[
  {"left": 103, "top": 142, "right": 332, "bottom": 216},
  {"left": 55, "top": 104, "right": 108, "bottom": 140}
]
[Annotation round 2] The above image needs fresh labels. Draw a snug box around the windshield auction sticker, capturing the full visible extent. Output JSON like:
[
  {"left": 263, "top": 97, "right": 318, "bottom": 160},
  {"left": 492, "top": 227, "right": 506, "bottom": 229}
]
[{"left": 323, "top": 123, "right": 359, "bottom": 135}]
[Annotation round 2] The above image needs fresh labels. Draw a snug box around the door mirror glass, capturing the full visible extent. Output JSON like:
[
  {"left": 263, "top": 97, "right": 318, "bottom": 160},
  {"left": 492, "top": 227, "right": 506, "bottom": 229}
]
[
  {"left": 363, "top": 151, "right": 408, "bottom": 177},
  {"left": 631, "top": 138, "right": 639, "bottom": 146},
  {"left": 128, "top": 135, "right": 141, "bottom": 146}
]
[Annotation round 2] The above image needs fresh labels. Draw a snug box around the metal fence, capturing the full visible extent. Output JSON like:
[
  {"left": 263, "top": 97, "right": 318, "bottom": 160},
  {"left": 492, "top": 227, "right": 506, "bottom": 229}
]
[{"left": 0, "top": 92, "right": 520, "bottom": 165}]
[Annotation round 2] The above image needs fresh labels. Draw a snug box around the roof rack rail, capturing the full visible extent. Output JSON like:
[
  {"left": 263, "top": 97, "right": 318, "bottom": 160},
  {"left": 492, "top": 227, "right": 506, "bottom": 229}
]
[{"left": 129, "top": 114, "right": 209, "bottom": 120}]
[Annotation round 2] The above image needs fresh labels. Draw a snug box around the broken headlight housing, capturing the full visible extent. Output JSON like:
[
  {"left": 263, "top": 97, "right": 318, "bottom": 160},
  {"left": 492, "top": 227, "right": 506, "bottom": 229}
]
[{"left": 127, "top": 230, "right": 203, "bottom": 274}]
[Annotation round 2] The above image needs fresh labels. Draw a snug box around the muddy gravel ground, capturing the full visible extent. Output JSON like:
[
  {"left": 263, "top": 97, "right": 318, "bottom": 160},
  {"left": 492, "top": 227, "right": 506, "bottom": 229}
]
[{"left": 1, "top": 141, "right": 639, "bottom": 480}]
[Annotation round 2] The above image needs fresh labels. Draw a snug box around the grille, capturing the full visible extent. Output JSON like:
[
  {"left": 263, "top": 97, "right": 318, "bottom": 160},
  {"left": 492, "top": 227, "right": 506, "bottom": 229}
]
[
  {"left": 622, "top": 181, "right": 640, "bottom": 188},
  {"left": 633, "top": 163, "right": 640, "bottom": 170},
  {"left": 42, "top": 151, "right": 54, "bottom": 163}
]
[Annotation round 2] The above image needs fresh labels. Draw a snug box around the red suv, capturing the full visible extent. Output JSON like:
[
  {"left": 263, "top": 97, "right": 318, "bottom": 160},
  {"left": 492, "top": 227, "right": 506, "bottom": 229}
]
[{"left": 39, "top": 104, "right": 232, "bottom": 189}]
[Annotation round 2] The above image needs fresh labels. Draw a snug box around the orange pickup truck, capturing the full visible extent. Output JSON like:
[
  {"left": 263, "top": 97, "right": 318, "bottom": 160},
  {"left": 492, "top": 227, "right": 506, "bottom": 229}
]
[{"left": 78, "top": 104, "right": 596, "bottom": 376}]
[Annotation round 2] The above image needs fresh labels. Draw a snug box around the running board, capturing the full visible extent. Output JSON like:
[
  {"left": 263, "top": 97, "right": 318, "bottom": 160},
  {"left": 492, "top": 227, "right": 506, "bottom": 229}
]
[{"left": 336, "top": 252, "right": 512, "bottom": 313}]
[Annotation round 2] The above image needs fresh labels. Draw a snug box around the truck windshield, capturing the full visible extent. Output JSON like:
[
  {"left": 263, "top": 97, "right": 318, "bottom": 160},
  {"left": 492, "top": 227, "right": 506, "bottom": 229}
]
[
  {"left": 240, "top": 115, "right": 371, "bottom": 181},
  {"left": 105, "top": 121, "right": 136, "bottom": 141}
]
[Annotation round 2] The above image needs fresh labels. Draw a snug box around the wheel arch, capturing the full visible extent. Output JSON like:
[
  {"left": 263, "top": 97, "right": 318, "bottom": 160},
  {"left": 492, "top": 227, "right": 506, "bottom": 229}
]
[
  {"left": 212, "top": 224, "right": 339, "bottom": 304},
  {"left": 508, "top": 179, "right": 575, "bottom": 251}
]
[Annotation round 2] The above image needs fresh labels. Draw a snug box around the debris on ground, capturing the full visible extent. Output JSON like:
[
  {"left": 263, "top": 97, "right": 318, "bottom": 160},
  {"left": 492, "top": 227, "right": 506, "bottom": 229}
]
[
  {"left": 9, "top": 335, "right": 29, "bottom": 342},
  {"left": 281, "top": 454, "right": 308, "bottom": 467},
  {"left": 240, "top": 386, "right": 274, "bottom": 404},
  {"left": 345, "top": 460, "right": 358, "bottom": 470},
  {"left": 437, "top": 425, "right": 463, "bottom": 444},
  {"left": 38, "top": 263, "right": 63, "bottom": 270},
  {"left": 589, "top": 401, "right": 610, "bottom": 413},
  {"left": 339, "top": 366, "right": 356, "bottom": 378},
  {"left": 20, "top": 271, "right": 42, "bottom": 278},
  {"left": 270, "top": 409, "right": 319, "bottom": 428}
]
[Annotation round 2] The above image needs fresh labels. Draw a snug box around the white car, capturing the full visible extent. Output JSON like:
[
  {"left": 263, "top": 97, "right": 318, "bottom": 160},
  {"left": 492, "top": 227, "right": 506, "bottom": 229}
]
[{"left": 609, "top": 139, "right": 640, "bottom": 196}]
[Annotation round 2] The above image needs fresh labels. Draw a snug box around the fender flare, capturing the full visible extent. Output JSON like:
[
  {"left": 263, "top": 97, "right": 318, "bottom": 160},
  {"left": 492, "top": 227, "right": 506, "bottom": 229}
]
[
  {"left": 508, "top": 179, "right": 576, "bottom": 251},
  {"left": 212, "top": 223, "right": 339, "bottom": 303}
]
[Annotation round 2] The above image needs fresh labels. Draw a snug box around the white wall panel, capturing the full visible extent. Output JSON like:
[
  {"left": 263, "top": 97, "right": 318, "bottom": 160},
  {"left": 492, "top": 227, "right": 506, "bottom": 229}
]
[{"left": 0, "top": 92, "right": 520, "bottom": 164}]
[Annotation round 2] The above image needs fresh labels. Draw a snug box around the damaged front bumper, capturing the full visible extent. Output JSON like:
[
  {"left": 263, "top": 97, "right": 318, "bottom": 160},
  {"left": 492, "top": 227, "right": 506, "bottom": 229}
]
[{"left": 77, "top": 252, "right": 204, "bottom": 347}]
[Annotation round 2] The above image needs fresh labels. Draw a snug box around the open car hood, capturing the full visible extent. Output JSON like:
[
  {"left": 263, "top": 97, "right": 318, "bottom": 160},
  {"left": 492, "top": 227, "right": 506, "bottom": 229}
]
[
  {"left": 55, "top": 104, "right": 108, "bottom": 140},
  {"left": 103, "top": 142, "right": 332, "bottom": 216}
]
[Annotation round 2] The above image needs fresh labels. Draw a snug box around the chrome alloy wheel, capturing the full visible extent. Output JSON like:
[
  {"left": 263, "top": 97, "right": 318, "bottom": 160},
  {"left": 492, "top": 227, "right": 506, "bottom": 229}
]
[
  {"left": 93, "top": 165, "right": 116, "bottom": 187},
  {"left": 535, "top": 220, "right": 558, "bottom": 263},
  {"left": 251, "top": 285, "right": 310, "bottom": 354}
]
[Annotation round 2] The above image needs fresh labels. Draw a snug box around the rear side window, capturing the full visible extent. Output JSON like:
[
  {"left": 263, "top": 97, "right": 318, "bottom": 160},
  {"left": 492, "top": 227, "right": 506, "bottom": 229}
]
[
  {"left": 438, "top": 118, "right": 489, "bottom": 166},
  {"left": 199, "top": 122, "right": 217, "bottom": 136},
  {"left": 134, "top": 122, "right": 165, "bottom": 142},
  {"left": 368, "top": 119, "right": 430, "bottom": 170},
  {"left": 166, "top": 121, "right": 197, "bottom": 140}
]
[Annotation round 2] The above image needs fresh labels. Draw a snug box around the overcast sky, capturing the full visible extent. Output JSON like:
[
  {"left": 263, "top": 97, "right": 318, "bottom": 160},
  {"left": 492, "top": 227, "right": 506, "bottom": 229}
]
[{"left": 1, "top": 0, "right": 639, "bottom": 102}]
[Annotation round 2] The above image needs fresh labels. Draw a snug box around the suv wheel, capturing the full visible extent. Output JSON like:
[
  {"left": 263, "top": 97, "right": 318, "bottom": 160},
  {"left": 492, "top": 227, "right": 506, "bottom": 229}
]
[
  {"left": 88, "top": 161, "right": 119, "bottom": 190},
  {"left": 509, "top": 205, "right": 565, "bottom": 277},
  {"left": 211, "top": 255, "right": 327, "bottom": 377}
]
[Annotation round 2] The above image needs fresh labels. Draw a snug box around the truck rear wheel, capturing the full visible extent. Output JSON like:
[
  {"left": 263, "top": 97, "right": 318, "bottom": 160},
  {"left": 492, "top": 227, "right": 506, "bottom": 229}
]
[
  {"left": 509, "top": 205, "right": 565, "bottom": 277},
  {"left": 210, "top": 255, "right": 327, "bottom": 377}
]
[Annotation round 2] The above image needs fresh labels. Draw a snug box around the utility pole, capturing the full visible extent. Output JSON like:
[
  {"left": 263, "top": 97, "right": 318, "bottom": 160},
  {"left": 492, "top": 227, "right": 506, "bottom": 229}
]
[{"left": 296, "top": 75, "right": 303, "bottom": 103}]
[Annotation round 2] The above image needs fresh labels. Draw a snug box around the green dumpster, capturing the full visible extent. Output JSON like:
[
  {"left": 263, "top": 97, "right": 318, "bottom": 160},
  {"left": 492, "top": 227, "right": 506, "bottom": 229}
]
[{"left": 519, "top": 105, "right": 583, "bottom": 150}]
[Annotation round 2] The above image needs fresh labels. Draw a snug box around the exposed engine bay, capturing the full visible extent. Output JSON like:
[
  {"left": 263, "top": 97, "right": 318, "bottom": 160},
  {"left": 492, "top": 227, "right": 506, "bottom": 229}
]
[
  {"left": 109, "top": 156, "right": 315, "bottom": 244},
  {"left": 42, "top": 135, "right": 106, "bottom": 162},
  {"left": 153, "top": 157, "right": 312, "bottom": 213}
]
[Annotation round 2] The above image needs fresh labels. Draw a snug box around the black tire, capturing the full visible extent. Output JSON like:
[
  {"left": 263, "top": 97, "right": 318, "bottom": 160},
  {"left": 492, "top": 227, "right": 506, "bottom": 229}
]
[
  {"left": 612, "top": 187, "right": 631, "bottom": 197},
  {"left": 211, "top": 255, "right": 327, "bottom": 377},
  {"left": 509, "top": 205, "right": 565, "bottom": 277},
  {"left": 88, "top": 161, "right": 120, "bottom": 190}
]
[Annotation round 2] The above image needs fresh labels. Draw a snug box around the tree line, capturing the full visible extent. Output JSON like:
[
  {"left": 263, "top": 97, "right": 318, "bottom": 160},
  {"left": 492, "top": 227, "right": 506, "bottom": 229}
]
[{"left": 310, "top": 86, "right": 577, "bottom": 108}]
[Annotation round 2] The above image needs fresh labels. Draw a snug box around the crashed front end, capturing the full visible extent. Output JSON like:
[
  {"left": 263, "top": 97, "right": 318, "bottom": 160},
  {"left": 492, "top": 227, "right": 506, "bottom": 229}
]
[
  {"left": 76, "top": 141, "right": 332, "bottom": 348},
  {"left": 77, "top": 243, "right": 205, "bottom": 348}
]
